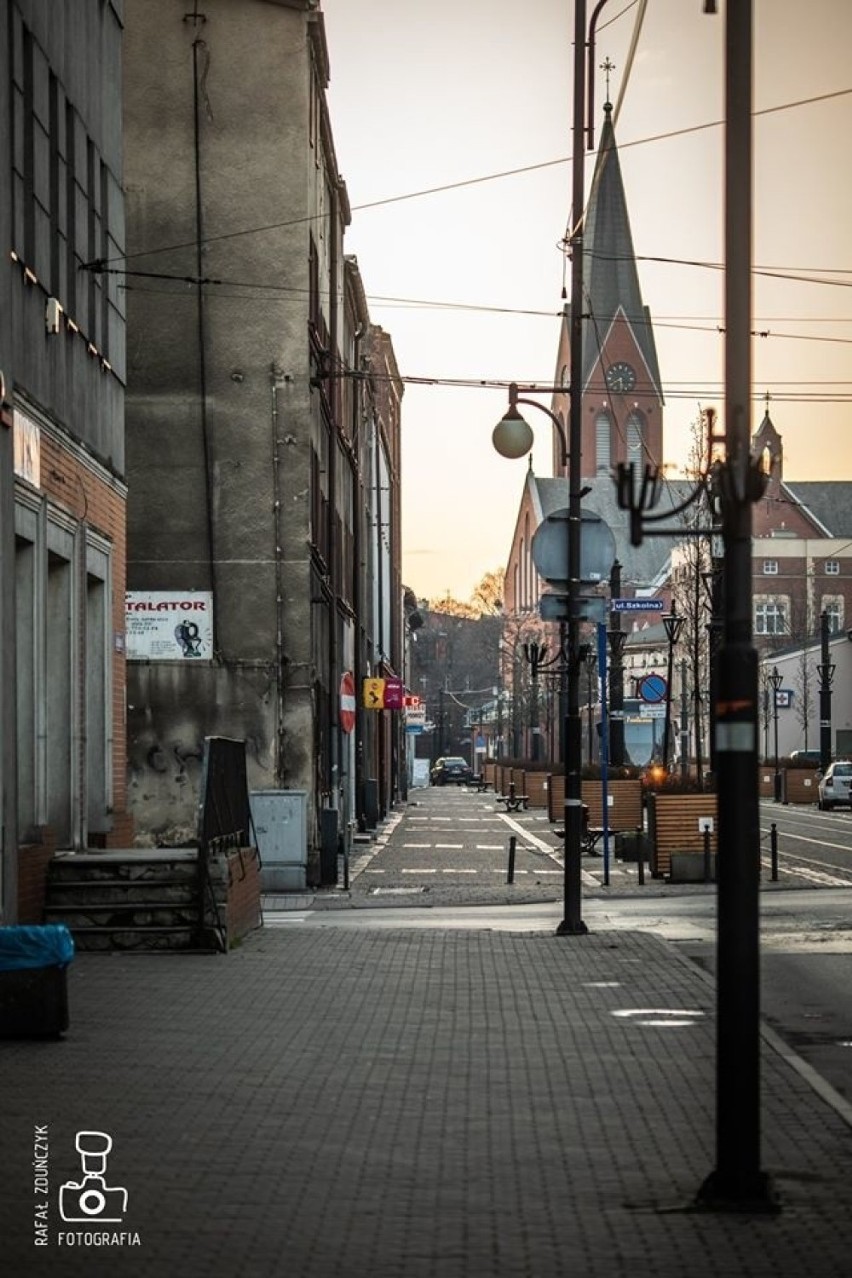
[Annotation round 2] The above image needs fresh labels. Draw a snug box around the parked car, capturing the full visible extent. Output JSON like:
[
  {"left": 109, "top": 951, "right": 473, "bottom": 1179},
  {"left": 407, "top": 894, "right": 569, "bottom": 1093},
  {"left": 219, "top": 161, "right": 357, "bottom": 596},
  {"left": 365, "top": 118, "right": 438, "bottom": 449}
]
[
  {"left": 430, "top": 756, "right": 473, "bottom": 786},
  {"left": 817, "top": 761, "right": 852, "bottom": 809},
  {"left": 790, "top": 749, "right": 822, "bottom": 766}
]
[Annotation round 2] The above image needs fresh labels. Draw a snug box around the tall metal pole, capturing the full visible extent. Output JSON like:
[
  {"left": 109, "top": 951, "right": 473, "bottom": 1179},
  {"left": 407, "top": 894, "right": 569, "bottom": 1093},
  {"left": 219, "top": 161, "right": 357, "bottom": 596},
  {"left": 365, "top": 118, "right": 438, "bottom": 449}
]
[
  {"left": 662, "top": 616, "right": 678, "bottom": 771},
  {"left": 609, "top": 559, "right": 625, "bottom": 767},
  {"left": 680, "top": 657, "right": 689, "bottom": 780},
  {"left": 557, "top": 0, "right": 588, "bottom": 936},
  {"left": 818, "top": 609, "right": 833, "bottom": 772},
  {"left": 773, "top": 682, "right": 780, "bottom": 800},
  {"left": 699, "top": 0, "right": 775, "bottom": 1211}
]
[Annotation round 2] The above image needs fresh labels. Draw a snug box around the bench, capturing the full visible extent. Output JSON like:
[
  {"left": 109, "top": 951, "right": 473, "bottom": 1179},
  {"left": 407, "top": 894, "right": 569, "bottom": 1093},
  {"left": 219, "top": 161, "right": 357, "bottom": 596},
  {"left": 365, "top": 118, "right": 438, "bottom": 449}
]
[
  {"left": 496, "top": 788, "right": 529, "bottom": 813},
  {"left": 471, "top": 774, "right": 491, "bottom": 793},
  {"left": 552, "top": 825, "right": 606, "bottom": 855}
]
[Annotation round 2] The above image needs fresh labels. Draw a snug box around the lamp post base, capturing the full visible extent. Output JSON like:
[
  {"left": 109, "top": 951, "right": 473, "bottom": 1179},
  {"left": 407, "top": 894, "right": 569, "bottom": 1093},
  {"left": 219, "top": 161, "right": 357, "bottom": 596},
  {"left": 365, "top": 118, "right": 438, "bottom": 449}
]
[
  {"left": 695, "top": 1170, "right": 779, "bottom": 1215},
  {"left": 555, "top": 918, "right": 589, "bottom": 937}
]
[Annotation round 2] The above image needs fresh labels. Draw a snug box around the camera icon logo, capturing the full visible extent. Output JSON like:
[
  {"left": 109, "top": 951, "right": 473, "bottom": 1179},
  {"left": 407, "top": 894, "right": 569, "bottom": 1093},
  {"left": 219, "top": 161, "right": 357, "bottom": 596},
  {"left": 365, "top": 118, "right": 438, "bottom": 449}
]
[{"left": 59, "top": 1131, "right": 128, "bottom": 1223}]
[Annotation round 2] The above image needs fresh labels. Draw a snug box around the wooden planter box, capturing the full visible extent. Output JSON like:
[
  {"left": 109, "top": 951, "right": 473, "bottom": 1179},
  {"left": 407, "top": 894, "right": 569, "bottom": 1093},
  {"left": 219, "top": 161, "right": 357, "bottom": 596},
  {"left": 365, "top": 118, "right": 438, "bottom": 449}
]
[
  {"left": 547, "top": 773, "right": 565, "bottom": 823},
  {"left": 758, "top": 768, "right": 776, "bottom": 799},
  {"left": 580, "top": 779, "right": 643, "bottom": 832},
  {"left": 782, "top": 768, "right": 819, "bottom": 804},
  {"left": 647, "top": 793, "right": 718, "bottom": 879},
  {"left": 520, "top": 772, "right": 550, "bottom": 809}
]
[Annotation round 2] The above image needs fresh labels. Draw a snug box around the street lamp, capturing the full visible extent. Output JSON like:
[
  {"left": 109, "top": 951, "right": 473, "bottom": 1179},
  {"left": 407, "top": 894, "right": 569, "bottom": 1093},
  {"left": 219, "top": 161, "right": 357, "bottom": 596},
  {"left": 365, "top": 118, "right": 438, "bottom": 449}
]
[
  {"left": 817, "top": 609, "right": 835, "bottom": 773},
  {"left": 769, "top": 666, "right": 783, "bottom": 802},
  {"left": 523, "top": 640, "right": 545, "bottom": 762},
  {"left": 493, "top": 381, "right": 585, "bottom": 935},
  {"left": 661, "top": 603, "right": 684, "bottom": 773}
]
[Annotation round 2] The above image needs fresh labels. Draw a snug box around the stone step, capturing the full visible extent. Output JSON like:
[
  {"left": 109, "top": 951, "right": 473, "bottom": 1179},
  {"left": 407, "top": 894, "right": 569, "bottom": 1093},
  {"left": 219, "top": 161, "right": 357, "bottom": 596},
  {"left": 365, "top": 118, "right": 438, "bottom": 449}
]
[
  {"left": 44, "top": 900, "right": 197, "bottom": 915},
  {"left": 68, "top": 924, "right": 199, "bottom": 953}
]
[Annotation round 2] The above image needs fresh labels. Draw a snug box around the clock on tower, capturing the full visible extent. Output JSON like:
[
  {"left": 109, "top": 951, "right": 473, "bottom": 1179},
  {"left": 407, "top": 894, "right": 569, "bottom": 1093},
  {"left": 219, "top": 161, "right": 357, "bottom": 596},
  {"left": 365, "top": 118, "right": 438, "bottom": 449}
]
[{"left": 605, "top": 362, "right": 637, "bottom": 393}]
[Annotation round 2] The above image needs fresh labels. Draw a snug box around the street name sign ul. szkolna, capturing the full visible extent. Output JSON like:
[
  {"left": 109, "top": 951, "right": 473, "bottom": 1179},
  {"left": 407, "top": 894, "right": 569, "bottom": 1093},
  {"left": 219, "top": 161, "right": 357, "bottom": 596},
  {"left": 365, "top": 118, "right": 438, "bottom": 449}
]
[{"left": 612, "top": 598, "right": 664, "bottom": 612}]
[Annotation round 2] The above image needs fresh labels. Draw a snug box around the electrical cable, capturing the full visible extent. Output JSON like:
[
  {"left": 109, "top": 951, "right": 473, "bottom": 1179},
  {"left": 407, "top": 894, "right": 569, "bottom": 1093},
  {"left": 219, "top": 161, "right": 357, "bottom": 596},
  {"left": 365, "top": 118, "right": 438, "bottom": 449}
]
[{"left": 84, "top": 86, "right": 852, "bottom": 270}]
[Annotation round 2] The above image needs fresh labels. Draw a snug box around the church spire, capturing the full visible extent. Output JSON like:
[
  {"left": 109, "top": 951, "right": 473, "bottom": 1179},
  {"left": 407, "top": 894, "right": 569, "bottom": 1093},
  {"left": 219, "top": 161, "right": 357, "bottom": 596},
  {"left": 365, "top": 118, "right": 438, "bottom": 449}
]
[{"left": 581, "top": 108, "right": 663, "bottom": 400}]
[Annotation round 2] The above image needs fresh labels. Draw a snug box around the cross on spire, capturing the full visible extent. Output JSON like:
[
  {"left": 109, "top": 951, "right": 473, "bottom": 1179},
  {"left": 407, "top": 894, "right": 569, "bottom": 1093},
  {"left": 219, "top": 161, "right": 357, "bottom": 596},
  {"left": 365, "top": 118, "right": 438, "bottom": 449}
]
[{"left": 601, "top": 57, "right": 616, "bottom": 104}]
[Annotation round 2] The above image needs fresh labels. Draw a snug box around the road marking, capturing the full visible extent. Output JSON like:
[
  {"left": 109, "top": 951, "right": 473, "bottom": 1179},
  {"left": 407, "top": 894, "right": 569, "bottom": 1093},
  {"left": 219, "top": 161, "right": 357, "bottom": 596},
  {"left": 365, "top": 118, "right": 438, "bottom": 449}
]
[
  {"left": 403, "top": 843, "right": 432, "bottom": 848},
  {"left": 364, "top": 868, "right": 385, "bottom": 874},
  {"left": 442, "top": 868, "right": 476, "bottom": 874},
  {"left": 760, "top": 857, "right": 851, "bottom": 888},
  {"left": 761, "top": 825, "right": 852, "bottom": 855},
  {"left": 496, "top": 812, "right": 598, "bottom": 885},
  {"left": 435, "top": 843, "right": 463, "bottom": 849},
  {"left": 402, "top": 867, "right": 437, "bottom": 874},
  {"left": 476, "top": 844, "right": 503, "bottom": 850}
]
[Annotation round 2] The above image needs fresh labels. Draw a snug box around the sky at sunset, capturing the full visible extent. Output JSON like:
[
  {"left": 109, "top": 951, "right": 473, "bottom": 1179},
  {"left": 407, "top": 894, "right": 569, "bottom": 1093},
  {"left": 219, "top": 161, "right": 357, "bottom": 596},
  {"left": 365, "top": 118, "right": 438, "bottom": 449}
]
[{"left": 321, "top": 0, "right": 852, "bottom": 604}]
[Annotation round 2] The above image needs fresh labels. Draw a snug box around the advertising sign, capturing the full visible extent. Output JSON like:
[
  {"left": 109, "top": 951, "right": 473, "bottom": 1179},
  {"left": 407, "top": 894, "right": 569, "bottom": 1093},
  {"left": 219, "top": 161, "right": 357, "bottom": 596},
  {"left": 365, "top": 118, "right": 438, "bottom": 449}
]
[{"left": 125, "top": 592, "right": 213, "bottom": 660}]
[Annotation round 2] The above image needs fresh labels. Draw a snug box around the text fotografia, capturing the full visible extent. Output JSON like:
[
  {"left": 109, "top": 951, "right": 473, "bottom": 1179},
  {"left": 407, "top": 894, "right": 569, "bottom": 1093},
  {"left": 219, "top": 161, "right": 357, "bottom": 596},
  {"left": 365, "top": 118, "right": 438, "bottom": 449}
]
[
  {"left": 33, "top": 1125, "right": 49, "bottom": 1246},
  {"left": 59, "top": 1231, "right": 141, "bottom": 1247}
]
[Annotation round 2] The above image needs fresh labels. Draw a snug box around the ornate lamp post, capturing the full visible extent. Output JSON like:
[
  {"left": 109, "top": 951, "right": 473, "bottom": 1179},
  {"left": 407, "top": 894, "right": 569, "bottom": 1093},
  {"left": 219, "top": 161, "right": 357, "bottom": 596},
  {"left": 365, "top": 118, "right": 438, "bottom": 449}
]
[
  {"left": 661, "top": 603, "right": 685, "bottom": 772},
  {"left": 607, "top": 627, "right": 627, "bottom": 768},
  {"left": 817, "top": 609, "right": 835, "bottom": 773},
  {"left": 493, "top": 382, "right": 586, "bottom": 935},
  {"left": 769, "top": 666, "right": 783, "bottom": 801}
]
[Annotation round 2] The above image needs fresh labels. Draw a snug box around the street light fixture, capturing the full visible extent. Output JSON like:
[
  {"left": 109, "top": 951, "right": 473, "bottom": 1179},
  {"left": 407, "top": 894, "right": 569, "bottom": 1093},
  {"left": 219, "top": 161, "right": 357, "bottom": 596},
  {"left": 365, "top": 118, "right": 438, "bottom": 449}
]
[
  {"left": 661, "top": 603, "right": 685, "bottom": 773},
  {"left": 493, "top": 381, "right": 585, "bottom": 935},
  {"left": 768, "top": 666, "right": 783, "bottom": 802}
]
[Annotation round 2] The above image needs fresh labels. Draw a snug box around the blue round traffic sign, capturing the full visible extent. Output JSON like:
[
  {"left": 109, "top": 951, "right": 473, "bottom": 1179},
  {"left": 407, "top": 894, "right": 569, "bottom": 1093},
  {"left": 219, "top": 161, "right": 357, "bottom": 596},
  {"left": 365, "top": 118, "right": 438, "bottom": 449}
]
[{"left": 638, "top": 673, "right": 667, "bottom": 704}]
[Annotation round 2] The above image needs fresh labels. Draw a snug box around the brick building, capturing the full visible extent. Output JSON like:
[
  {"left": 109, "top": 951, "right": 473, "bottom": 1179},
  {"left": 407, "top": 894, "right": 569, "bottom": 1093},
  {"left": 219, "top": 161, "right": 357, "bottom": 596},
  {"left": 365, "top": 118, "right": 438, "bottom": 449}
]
[{"left": 0, "top": 1, "right": 129, "bottom": 923}]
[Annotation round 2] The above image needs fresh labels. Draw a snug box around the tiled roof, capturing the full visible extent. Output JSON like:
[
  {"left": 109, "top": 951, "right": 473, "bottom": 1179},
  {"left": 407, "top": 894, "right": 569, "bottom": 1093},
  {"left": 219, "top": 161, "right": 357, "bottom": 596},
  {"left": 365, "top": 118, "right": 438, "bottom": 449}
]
[{"left": 781, "top": 482, "right": 852, "bottom": 537}]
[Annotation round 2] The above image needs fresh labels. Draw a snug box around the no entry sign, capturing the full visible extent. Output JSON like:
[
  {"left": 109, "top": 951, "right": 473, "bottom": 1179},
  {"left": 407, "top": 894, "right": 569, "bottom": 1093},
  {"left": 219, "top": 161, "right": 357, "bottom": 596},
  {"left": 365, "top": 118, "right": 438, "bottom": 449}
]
[{"left": 340, "top": 671, "right": 356, "bottom": 733}]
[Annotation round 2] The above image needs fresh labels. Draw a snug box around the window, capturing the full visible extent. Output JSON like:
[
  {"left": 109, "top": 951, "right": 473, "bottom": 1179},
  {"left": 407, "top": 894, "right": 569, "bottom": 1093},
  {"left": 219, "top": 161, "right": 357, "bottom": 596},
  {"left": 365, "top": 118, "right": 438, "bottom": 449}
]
[
  {"left": 595, "top": 412, "right": 611, "bottom": 473},
  {"left": 626, "top": 410, "right": 645, "bottom": 471},
  {"left": 755, "top": 600, "right": 788, "bottom": 635},
  {"left": 825, "top": 560, "right": 840, "bottom": 575},
  {"left": 821, "top": 597, "right": 843, "bottom": 633},
  {"left": 762, "top": 560, "right": 778, "bottom": 575}
]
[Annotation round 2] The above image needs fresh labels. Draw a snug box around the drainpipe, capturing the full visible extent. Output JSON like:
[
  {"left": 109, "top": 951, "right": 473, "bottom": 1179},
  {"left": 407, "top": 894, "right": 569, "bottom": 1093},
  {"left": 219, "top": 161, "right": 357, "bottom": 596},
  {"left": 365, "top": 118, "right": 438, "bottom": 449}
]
[
  {"left": 270, "top": 364, "right": 290, "bottom": 786},
  {"left": 190, "top": 29, "right": 218, "bottom": 650},
  {"left": 327, "top": 186, "right": 341, "bottom": 816}
]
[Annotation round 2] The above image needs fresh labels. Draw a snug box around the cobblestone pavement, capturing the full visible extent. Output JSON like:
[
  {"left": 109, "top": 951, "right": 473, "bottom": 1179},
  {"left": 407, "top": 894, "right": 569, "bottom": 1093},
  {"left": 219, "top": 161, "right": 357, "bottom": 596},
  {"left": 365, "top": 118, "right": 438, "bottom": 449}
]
[{"left": 2, "top": 911, "right": 851, "bottom": 1273}]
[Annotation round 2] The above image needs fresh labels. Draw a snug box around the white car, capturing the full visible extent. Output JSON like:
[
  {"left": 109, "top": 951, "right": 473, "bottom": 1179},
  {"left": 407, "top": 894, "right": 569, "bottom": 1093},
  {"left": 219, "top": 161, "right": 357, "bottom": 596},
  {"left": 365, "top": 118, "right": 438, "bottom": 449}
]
[{"left": 817, "top": 761, "right": 852, "bottom": 810}]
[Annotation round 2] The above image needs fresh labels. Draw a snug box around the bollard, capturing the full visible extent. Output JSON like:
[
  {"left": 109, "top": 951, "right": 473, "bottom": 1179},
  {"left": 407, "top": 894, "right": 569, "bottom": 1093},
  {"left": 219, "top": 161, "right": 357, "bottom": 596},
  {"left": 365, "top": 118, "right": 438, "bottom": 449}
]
[
  {"left": 507, "top": 835, "right": 516, "bottom": 884},
  {"left": 703, "top": 825, "right": 712, "bottom": 884},
  {"left": 771, "top": 822, "right": 778, "bottom": 882}
]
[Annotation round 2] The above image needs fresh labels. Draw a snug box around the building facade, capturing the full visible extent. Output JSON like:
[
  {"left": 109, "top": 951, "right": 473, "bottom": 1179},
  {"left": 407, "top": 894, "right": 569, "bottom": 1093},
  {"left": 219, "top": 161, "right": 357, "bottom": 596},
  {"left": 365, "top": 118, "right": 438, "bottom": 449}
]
[
  {"left": 123, "top": 0, "right": 403, "bottom": 877},
  {"left": 0, "top": 0, "right": 128, "bottom": 923}
]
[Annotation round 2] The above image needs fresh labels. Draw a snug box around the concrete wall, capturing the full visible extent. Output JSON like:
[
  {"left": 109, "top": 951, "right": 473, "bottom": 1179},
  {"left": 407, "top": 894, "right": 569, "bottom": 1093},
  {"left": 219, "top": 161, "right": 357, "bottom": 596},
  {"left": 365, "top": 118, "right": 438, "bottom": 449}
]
[{"left": 123, "top": 1, "right": 350, "bottom": 863}]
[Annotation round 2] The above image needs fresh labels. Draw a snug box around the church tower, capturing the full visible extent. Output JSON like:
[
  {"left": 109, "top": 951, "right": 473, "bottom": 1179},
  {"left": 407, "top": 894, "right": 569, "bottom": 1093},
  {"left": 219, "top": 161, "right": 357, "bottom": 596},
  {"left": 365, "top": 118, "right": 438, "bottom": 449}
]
[{"left": 551, "top": 100, "right": 664, "bottom": 482}]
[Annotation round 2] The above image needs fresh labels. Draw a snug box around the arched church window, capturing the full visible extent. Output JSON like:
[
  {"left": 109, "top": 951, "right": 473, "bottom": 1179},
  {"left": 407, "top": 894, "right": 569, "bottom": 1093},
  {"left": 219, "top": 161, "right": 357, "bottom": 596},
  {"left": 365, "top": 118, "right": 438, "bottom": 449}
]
[
  {"left": 626, "top": 410, "right": 646, "bottom": 471},
  {"left": 595, "top": 412, "right": 611, "bottom": 473}
]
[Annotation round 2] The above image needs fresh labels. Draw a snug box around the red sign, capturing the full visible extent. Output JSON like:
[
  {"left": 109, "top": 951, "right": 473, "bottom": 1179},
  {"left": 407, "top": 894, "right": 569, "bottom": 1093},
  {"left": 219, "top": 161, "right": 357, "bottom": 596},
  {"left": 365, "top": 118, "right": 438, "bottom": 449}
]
[
  {"left": 383, "top": 677, "right": 404, "bottom": 710},
  {"left": 340, "top": 671, "right": 356, "bottom": 733}
]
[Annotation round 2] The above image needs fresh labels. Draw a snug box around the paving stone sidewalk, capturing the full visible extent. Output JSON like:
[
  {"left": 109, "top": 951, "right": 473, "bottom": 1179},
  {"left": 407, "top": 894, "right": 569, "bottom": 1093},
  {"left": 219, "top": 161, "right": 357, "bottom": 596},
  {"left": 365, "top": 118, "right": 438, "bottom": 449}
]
[{"left": 1, "top": 921, "right": 850, "bottom": 1276}]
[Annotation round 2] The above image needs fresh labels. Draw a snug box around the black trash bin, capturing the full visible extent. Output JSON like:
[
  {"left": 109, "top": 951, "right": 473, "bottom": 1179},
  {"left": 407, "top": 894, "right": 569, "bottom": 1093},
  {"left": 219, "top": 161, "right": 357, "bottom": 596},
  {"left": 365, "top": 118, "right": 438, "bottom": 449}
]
[{"left": 0, "top": 925, "right": 74, "bottom": 1039}]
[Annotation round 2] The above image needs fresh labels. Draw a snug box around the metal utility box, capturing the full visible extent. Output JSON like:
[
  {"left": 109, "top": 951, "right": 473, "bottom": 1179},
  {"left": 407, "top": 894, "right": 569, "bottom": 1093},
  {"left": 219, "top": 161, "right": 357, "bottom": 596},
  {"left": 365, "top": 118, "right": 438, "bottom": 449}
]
[{"left": 249, "top": 790, "right": 308, "bottom": 891}]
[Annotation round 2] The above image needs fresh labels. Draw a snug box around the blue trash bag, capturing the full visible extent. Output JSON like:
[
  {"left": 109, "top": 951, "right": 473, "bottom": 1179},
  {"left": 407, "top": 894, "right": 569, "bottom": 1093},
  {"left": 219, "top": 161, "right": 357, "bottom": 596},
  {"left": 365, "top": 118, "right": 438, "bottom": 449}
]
[{"left": 0, "top": 925, "right": 75, "bottom": 972}]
